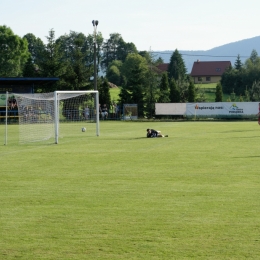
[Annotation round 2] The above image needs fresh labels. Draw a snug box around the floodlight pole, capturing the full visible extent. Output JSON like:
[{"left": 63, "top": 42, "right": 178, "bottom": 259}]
[{"left": 92, "top": 20, "right": 99, "bottom": 91}]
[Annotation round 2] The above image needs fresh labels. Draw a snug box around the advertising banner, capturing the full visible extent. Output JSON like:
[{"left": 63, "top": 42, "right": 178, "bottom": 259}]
[
  {"left": 0, "top": 86, "right": 32, "bottom": 94},
  {"left": 155, "top": 102, "right": 259, "bottom": 118},
  {"left": 187, "top": 102, "right": 259, "bottom": 117}
]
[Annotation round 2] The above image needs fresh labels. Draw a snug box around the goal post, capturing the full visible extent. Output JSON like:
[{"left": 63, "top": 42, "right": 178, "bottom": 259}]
[
  {"left": 54, "top": 90, "right": 99, "bottom": 144},
  {"left": 7, "top": 90, "right": 99, "bottom": 144}
]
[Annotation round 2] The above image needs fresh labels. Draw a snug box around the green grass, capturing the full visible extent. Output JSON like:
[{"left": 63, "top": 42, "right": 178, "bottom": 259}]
[
  {"left": 1, "top": 121, "right": 260, "bottom": 259},
  {"left": 195, "top": 83, "right": 240, "bottom": 102},
  {"left": 196, "top": 83, "right": 217, "bottom": 89},
  {"left": 203, "top": 91, "right": 232, "bottom": 102},
  {"left": 109, "top": 84, "right": 240, "bottom": 103},
  {"left": 109, "top": 84, "right": 237, "bottom": 103}
]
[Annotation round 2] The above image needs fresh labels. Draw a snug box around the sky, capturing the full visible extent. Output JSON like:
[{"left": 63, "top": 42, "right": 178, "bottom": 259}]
[{"left": 1, "top": 0, "right": 260, "bottom": 52}]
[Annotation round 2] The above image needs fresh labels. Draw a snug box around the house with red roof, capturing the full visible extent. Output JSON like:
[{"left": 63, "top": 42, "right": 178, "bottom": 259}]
[{"left": 190, "top": 60, "right": 231, "bottom": 84}]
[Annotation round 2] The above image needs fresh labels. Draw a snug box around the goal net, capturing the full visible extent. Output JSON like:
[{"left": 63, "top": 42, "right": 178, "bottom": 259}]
[{"left": 12, "top": 90, "right": 99, "bottom": 144}]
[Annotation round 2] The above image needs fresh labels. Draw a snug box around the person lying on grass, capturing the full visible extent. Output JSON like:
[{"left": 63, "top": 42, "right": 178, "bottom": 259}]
[{"left": 146, "top": 129, "right": 168, "bottom": 138}]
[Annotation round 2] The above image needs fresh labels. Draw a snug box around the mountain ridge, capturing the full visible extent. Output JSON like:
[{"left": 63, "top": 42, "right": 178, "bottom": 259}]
[{"left": 154, "top": 36, "right": 260, "bottom": 73}]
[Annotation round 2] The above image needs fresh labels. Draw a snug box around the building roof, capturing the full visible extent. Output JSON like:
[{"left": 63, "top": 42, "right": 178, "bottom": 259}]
[
  {"left": 190, "top": 61, "right": 231, "bottom": 77},
  {"left": 0, "top": 77, "right": 59, "bottom": 86},
  {"left": 157, "top": 63, "right": 169, "bottom": 73}
]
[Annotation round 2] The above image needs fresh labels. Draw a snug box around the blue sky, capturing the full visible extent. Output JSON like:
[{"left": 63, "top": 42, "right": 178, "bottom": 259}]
[{"left": 1, "top": 0, "right": 259, "bottom": 51}]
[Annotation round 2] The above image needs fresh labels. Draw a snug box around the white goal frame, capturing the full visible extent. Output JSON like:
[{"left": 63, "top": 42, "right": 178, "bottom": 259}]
[
  {"left": 54, "top": 90, "right": 99, "bottom": 144},
  {"left": 3, "top": 90, "right": 99, "bottom": 145}
]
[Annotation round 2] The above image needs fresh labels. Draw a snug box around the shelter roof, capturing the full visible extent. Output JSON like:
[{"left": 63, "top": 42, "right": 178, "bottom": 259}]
[{"left": 0, "top": 77, "right": 59, "bottom": 86}]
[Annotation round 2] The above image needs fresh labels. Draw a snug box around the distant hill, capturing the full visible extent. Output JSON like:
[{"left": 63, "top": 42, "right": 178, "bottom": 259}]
[{"left": 154, "top": 36, "right": 260, "bottom": 73}]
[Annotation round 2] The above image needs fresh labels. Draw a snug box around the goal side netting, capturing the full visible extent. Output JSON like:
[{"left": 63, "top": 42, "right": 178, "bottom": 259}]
[{"left": 13, "top": 90, "right": 99, "bottom": 144}]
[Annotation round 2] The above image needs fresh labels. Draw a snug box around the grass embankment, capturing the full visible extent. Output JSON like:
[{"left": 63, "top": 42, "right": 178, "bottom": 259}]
[
  {"left": 197, "top": 83, "right": 232, "bottom": 102},
  {"left": 110, "top": 84, "right": 238, "bottom": 103}
]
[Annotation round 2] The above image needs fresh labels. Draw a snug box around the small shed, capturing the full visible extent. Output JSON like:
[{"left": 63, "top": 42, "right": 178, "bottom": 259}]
[{"left": 0, "top": 77, "right": 59, "bottom": 108}]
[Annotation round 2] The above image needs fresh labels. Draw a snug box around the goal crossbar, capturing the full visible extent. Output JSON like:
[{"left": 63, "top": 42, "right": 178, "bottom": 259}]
[{"left": 4, "top": 90, "right": 99, "bottom": 145}]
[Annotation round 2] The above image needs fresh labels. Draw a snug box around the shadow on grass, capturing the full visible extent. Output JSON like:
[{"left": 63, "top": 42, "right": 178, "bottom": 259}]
[
  {"left": 220, "top": 136, "right": 260, "bottom": 139},
  {"left": 221, "top": 130, "right": 257, "bottom": 133},
  {"left": 130, "top": 137, "right": 170, "bottom": 140}
]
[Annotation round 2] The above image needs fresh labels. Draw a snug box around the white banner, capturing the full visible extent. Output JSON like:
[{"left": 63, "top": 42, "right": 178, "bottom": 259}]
[{"left": 155, "top": 103, "right": 186, "bottom": 115}]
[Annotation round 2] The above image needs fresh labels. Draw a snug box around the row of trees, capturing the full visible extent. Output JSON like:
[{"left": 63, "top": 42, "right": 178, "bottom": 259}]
[
  {"left": 2, "top": 25, "right": 260, "bottom": 118},
  {"left": 116, "top": 49, "right": 200, "bottom": 117},
  {"left": 0, "top": 25, "right": 196, "bottom": 117},
  {"left": 221, "top": 50, "right": 260, "bottom": 101},
  {"left": 0, "top": 25, "right": 137, "bottom": 91}
]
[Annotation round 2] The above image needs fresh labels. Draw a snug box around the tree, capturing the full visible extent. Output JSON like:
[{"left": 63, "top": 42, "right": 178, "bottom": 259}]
[
  {"left": 155, "top": 56, "right": 164, "bottom": 65},
  {"left": 221, "top": 66, "right": 236, "bottom": 94},
  {"left": 234, "top": 54, "right": 242, "bottom": 70},
  {"left": 86, "top": 32, "right": 103, "bottom": 76},
  {"left": 244, "top": 86, "right": 250, "bottom": 102},
  {"left": 23, "top": 55, "right": 36, "bottom": 77},
  {"left": 102, "top": 33, "right": 137, "bottom": 72},
  {"left": 121, "top": 53, "right": 148, "bottom": 81},
  {"left": 57, "top": 30, "right": 103, "bottom": 90},
  {"left": 127, "top": 65, "right": 146, "bottom": 117},
  {"left": 178, "top": 81, "right": 189, "bottom": 102},
  {"left": 143, "top": 51, "right": 161, "bottom": 118},
  {"left": 40, "top": 29, "right": 65, "bottom": 77},
  {"left": 39, "top": 29, "right": 67, "bottom": 91},
  {"left": 249, "top": 81, "right": 260, "bottom": 101},
  {"left": 117, "top": 41, "right": 137, "bottom": 62},
  {"left": 106, "top": 65, "right": 121, "bottom": 85},
  {"left": 169, "top": 79, "right": 180, "bottom": 103},
  {"left": 99, "top": 78, "right": 111, "bottom": 106},
  {"left": 118, "top": 84, "right": 131, "bottom": 105},
  {"left": 215, "top": 82, "right": 223, "bottom": 102},
  {"left": 121, "top": 53, "right": 148, "bottom": 117},
  {"left": 230, "top": 89, "right": 236, "bottom": 102},
  {"left": 138, "top": 51, "right": 153, "bottom": 64},
  {"left": 250, "top": 49, "right": 259, "bottom": 65},
  {"left": 58, "top": 32, "right": 92, "bottom": 90},
  {"left": 188, "top": 80, "right": 195, "bottom": 102},
  {"left": 0, "top": 25, "right": 29, "bottom": 76},
  {"left": 158, "top": 72, "right": 170, "bottom": 103},
  {"left": 244, "top": 49, "right": 260, "bottom": 74},
  {"left": 196, "top": 88, "right": 206, "bottom": 102},
  {"left": 168, "top": 49, "right": 187, "bottom": 81},
  {"left": 23, "top": 33, "right": 45, "bottom": 68},
  {"left": 106, "top": 60, "right": 123, "bottom": 86}
]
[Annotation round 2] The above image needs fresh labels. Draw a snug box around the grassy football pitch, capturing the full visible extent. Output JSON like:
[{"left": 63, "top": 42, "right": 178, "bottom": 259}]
[{"left": 1, "top": 121, "right": 260, "bottom": 259}]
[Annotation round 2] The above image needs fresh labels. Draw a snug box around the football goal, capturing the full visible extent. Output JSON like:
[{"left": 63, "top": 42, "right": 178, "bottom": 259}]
[{"left": 4, "top": 90, "right": 99, "bottom": 144}]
